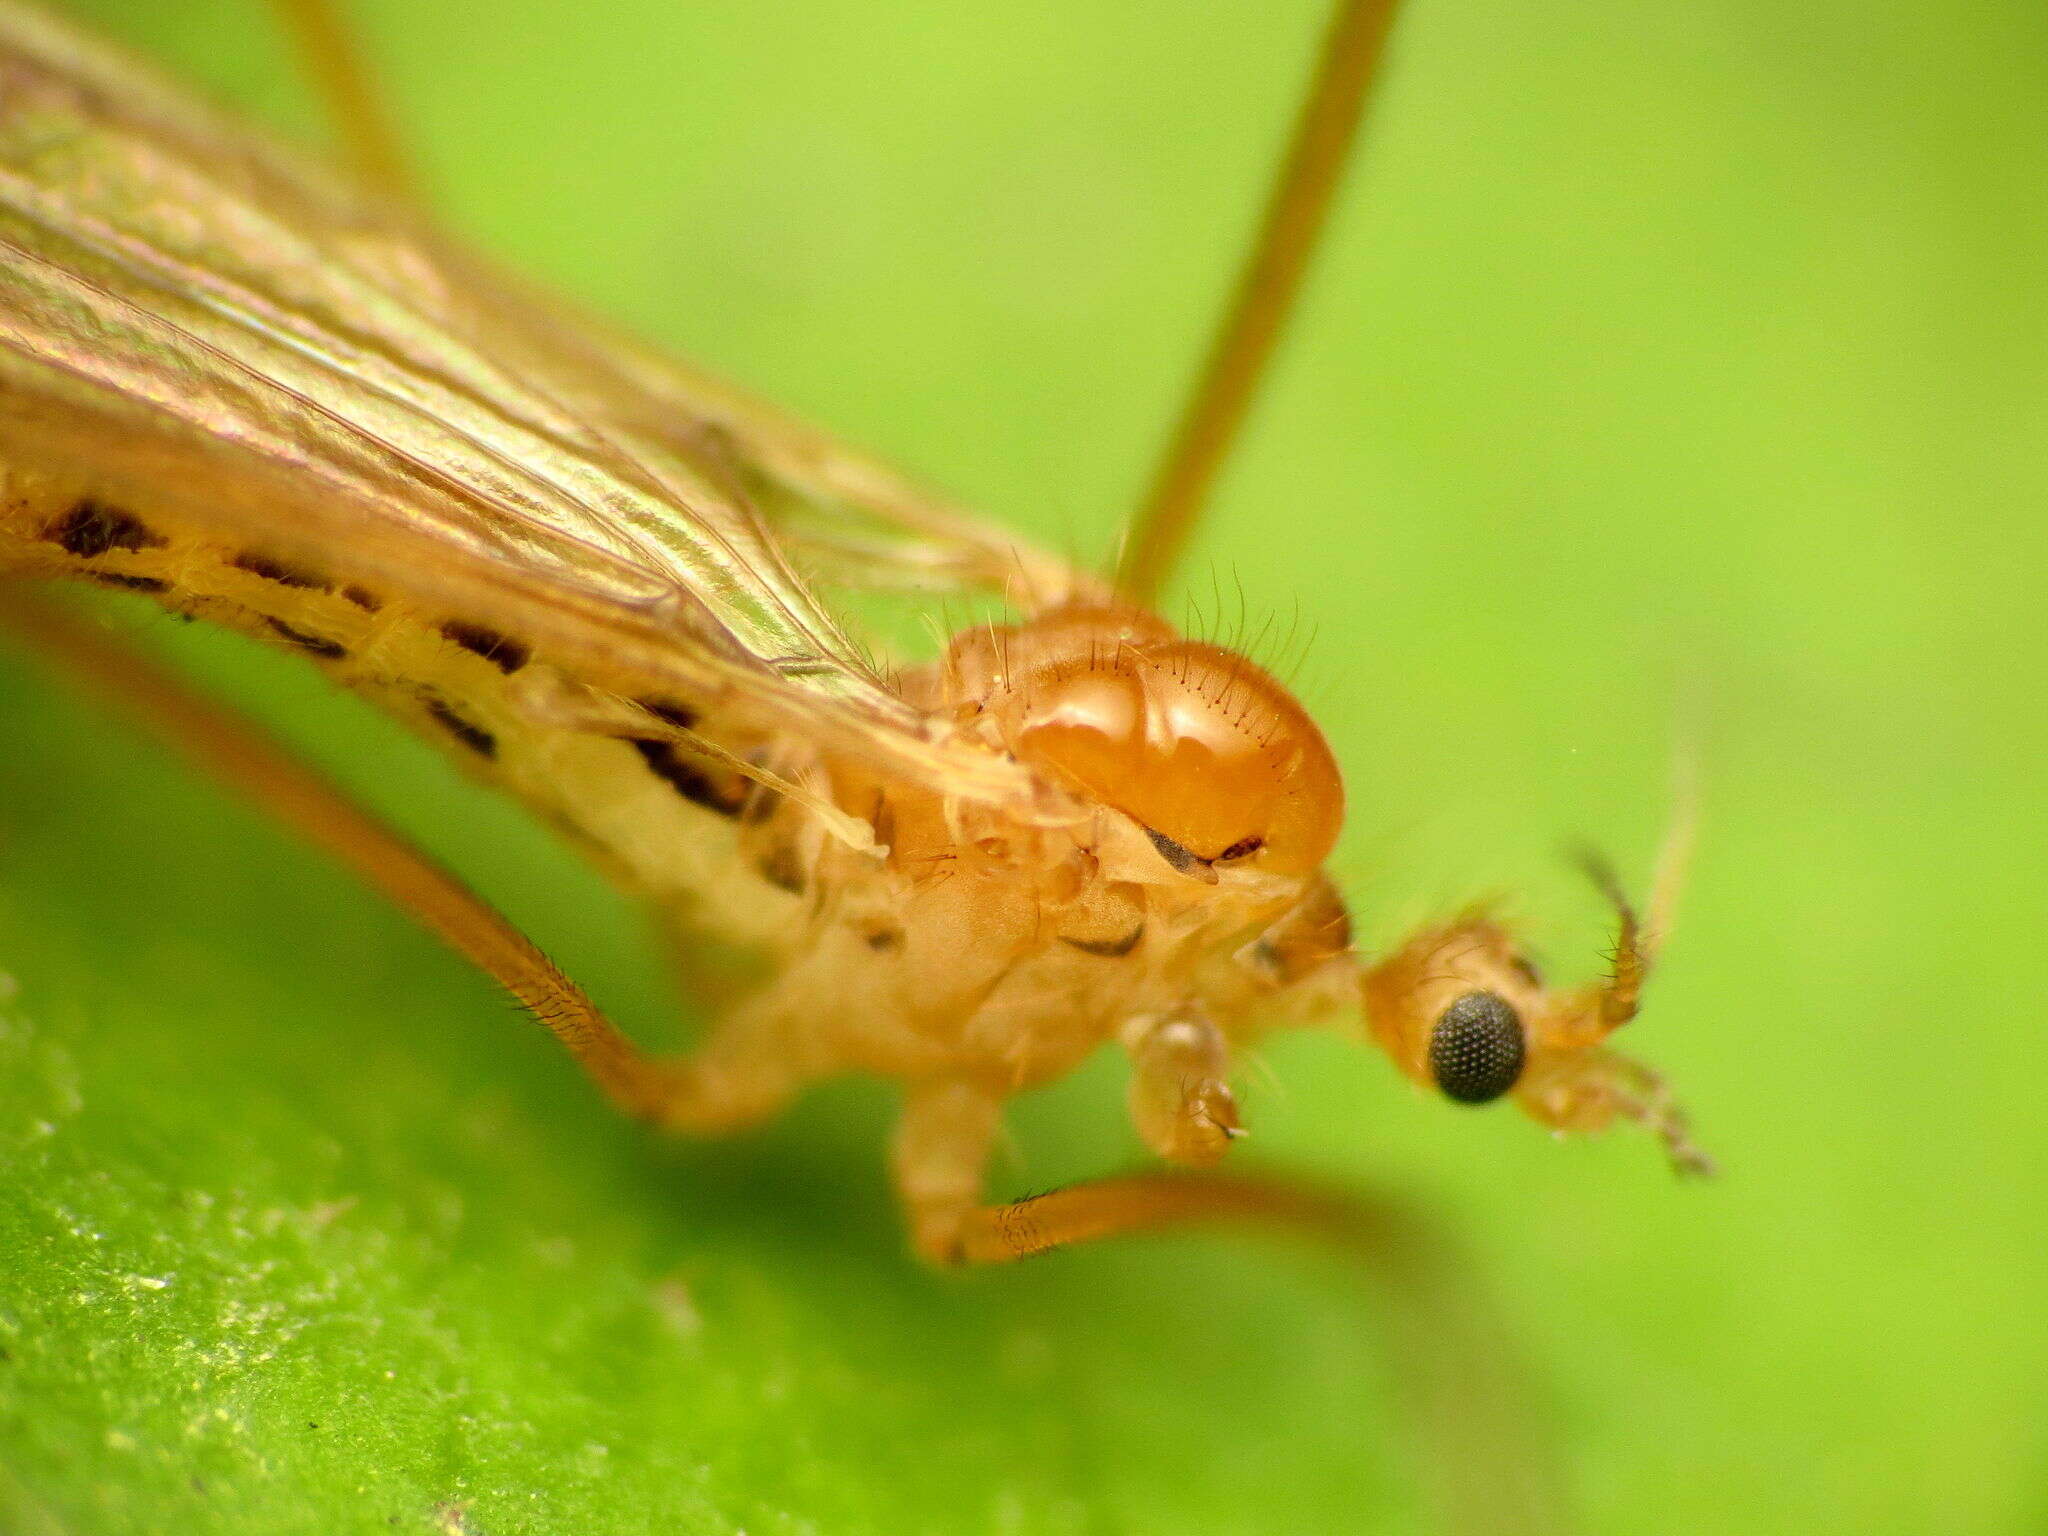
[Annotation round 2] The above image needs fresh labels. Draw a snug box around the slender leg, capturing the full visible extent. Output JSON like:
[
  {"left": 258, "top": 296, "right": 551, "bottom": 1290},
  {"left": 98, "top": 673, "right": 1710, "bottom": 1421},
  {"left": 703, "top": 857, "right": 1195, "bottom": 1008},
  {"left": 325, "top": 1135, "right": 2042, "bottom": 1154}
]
[
  {"left": 0, "top": 592, "right": 677, "bottom": 1119},
  {"left": 1124, "top": 1013, "right": 1242, "bottom": 1166},
  {"left": 894, "top": 1093, "right": 1396, "bottom": 1267},
  {"left": 891, "top": 1079, "right": 1350, "bottom": 1267},
  {"left": 957, "top": 1169, "right": 1362, "bottom": 1264},
  {"left": 649, "top": 992, "right": 814, "bottom": 1137},
  {"left": 0, "top": 591, "right": 857, "bottom": 1146},
  {"left": 891, "top": 1079, "right": 1006, "bottom": 1265}
]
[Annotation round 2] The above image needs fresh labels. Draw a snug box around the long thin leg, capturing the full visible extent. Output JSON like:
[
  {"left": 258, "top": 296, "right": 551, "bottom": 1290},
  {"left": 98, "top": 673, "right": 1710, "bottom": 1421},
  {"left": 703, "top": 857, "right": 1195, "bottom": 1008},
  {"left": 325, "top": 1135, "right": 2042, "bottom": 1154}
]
[
  {"left": 890, "top": 1090, "right": 1318, "bottom": 1267},
  {"left": 891, "top": 1085, "right": 1317, "bottom": 1266},
  {"left": 1116, "top": 0, "right": 1405, "bottom": 604},
  {"left": 0, "top": 591, "right": 674, "bottom": 1118},
  {"left": 650, "top": 991, "right": 812, "bottom": 1136},
  {"left": 891, "top": 1079, "right": 1007, "bottom": 1265},
  {"left": 268, "top": 0, "right": 416, "bottom": 200},
  {"left": 959, "top": 1168, "right": 1350, "bottom": 1263}
]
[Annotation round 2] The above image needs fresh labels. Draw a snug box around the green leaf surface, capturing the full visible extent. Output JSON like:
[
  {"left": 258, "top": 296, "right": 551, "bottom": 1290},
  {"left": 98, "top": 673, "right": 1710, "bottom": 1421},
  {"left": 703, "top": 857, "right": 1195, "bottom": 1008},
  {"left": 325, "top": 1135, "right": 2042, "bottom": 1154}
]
[{"left": 5, "top": 2, "right": 2046, "bottom": 1533}]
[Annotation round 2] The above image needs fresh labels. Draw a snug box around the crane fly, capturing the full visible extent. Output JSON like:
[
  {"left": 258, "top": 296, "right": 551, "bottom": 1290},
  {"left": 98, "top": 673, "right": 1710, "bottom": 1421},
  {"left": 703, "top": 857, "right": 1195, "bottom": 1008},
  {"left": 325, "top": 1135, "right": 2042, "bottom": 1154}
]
[{"left": 0, "top": 0, "right": 1707, "bottom": 1269}]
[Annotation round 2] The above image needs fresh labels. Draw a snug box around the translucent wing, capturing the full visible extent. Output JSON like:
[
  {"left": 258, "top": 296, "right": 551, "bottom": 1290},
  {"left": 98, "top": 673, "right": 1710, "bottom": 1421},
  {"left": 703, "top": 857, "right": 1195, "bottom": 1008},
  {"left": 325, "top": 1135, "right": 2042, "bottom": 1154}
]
[
  {"left": 459, "top": 276, "right": 1110, "bottom": 614},
  {"left": 0, "top": 2, "right": 1086, "bottom": 811}
]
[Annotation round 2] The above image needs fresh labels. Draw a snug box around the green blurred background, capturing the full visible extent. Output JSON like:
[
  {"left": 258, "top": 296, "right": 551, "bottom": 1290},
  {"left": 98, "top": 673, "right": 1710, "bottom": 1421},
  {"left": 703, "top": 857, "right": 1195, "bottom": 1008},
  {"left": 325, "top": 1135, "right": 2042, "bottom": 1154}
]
[{"left": 3, "top": 1, "right": 2045, "bottom": 1532}]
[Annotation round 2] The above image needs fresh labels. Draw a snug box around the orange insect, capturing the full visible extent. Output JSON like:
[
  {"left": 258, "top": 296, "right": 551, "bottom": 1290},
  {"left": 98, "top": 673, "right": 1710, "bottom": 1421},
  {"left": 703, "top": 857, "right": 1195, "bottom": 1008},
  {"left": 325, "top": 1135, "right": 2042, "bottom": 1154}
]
[{"left": 0, "top": 0, "right": 1706, "bottom": 1268}]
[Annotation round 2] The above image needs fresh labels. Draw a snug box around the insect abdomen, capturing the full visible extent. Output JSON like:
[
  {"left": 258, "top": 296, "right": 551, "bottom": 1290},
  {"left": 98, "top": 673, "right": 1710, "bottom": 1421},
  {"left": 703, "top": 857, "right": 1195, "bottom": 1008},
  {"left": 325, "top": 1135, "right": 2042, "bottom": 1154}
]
[{"left": 0, "top": 470, "right": 810, "bottom": 950}]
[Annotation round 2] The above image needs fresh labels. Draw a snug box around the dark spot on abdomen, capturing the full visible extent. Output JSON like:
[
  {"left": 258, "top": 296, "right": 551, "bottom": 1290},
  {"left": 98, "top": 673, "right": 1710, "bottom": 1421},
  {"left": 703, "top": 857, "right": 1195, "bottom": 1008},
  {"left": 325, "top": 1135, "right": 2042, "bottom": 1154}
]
[
  {"left": 440, "top": 621, "right": 529, "bottom": 674},
  {"left": 231, "top": 551, "right": 330, "bottom": 591},
  {"left": 341, "top": 585, "right": 381, "bottom": 611},
  {"left": 264, "top": 618, "right": 347, "bottom": 660},
  {"left": 628, "top": 738, "right": 745, "bottom": 816},
  {"left": 87, "top": 573, "right": 170, "bottom": 594},
  {"left": 45, "top": 500, "right": 163, "bottom": 558},
  {"left": 424, "top": 698, "right": 496, "bottom": 758}
]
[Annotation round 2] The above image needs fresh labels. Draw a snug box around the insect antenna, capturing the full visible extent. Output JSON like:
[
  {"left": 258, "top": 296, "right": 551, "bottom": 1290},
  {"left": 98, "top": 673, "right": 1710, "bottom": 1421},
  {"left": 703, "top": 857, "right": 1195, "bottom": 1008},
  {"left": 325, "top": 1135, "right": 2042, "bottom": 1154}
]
[{"left": 1116, "top": 0, "right": 1405, "bottom": 605}]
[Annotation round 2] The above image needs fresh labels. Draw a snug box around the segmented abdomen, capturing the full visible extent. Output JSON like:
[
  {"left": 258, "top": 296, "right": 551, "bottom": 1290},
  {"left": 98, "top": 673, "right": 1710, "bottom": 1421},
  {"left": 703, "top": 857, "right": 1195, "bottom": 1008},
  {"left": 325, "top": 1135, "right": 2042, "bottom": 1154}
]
[{"left": 0, "top": 467, "right": 817, "bottom": 951}]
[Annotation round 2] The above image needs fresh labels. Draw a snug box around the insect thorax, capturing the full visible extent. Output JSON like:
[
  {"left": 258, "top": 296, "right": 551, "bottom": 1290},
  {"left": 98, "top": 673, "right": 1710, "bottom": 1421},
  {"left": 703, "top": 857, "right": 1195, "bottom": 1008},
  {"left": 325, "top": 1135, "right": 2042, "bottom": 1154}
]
[{"left": 752, "top": 603, "right": 1358, "bottom": 1086}]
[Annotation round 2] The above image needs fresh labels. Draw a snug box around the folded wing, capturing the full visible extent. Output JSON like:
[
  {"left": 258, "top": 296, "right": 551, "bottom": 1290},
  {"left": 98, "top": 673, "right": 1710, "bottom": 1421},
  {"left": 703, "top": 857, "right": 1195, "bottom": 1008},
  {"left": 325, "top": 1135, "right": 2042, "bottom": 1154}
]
[{"left": 0, "top": 1, "right": 1093, "bottom": 812}]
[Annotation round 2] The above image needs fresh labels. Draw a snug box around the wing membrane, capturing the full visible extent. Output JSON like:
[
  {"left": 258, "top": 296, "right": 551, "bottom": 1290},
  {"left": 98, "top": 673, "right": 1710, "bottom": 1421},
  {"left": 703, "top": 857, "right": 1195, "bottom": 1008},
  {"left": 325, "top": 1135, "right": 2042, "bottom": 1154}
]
[{"left": 0, "top": 1, "right": 1081, "bottom": 810}]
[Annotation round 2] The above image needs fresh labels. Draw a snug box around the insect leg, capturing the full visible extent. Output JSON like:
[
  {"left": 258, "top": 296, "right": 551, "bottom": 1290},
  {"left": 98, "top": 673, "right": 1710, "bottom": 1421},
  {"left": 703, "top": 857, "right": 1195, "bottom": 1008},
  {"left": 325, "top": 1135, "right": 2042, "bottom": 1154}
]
[
  {"left": 896, "top": 1099, "right": 1351, "bottom": 1267},
  {"left": 267, "top": 0, "right": 416, "bottom": 200},
  {"left": 0, "top": 591, "right": 678, "bottom": 1121},
  {"left": 953, "top": 1169, "right": 1400, "bottom": 1265},
  {"left": 640, "top": 991, "right": 816, "bottom": 1137},
  {"left": 891, "top": 1079, "right": 1007, "bottom": 1266},
  {"left": 1123, "top": 1012, "right": 1243, "bottom": 1167},
  {"left": 650, "top": 907, "right": 757, "bottom": 1016}
]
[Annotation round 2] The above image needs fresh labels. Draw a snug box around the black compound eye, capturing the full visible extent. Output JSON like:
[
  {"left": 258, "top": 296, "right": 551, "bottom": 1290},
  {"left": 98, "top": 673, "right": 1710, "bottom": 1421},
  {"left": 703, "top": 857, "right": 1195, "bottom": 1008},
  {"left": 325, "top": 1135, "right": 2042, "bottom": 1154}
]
[{"left": 1428, "top": 991, "right": 1526, "bottom": 1104}]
